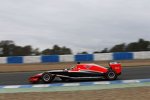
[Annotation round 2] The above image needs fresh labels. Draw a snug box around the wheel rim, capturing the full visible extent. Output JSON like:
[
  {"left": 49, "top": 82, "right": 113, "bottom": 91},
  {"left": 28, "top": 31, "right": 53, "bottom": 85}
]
[
  {"left": 43, "top": 74, "right": 51, "bottom": 82},
  {"left": 108, "top": 72, "right": 115, "bottom": 79}
]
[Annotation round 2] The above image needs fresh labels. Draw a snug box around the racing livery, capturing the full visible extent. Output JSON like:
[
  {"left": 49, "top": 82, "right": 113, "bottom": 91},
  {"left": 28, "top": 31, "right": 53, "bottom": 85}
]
[{"left": 29, "top": 62, "right": 122, "bottom": 84}]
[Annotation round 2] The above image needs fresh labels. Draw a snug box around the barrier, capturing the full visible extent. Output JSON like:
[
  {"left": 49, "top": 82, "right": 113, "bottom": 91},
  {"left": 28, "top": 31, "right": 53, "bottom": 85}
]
[
  {"left": 94, "top": 53, "right": 112, "bottom": 61},
  {"left": 134, "top": 51, "right": 150, "bottom": 59},
  {"left": 0, "top": 57, "right": 7, "bottom": 64},
  {"left": 75, "top": 54, "right": 93, "bottom": 62},
  {"left": 7, "top": 56, "right": 23, "bottom": 64},
  {"left": 24, "top": 56, "right": 41, "bottom": 63},
  {"left": 0, "top": 51, "right": 150, "bottom": 64},
  {"left": 41, "top": 55, "right": 59, "bottom": 63},
  {"left": 113, "top": 52, "right": 133, "bottom": 60},
  {"left": 59, "top": 55, "right": 74, "bottom": 62}
]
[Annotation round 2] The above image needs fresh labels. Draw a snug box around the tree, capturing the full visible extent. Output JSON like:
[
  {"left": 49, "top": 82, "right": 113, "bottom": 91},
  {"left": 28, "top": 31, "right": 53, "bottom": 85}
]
[
  {"left": 52, "top": 45, "right": 61, "bottom": 54},
  {"left": 32, "top": 48, "right": 40, "bottom": 55},
  {"left": 0, "top": 40, "right": 14, "bottom": 46},
  {"left": 126, "top": 39, "right": 150, "bottom": 51},
  {"left": 100, "top": 48, "right": 108, "bottom": 53},
  {"left": 0, "top": 40, "right": 33, "bottom": 56},
  {"left": 23, "top": 45, "right": 32, "bottom": 56},
  {"left": 93, "top": 48, "right": 108, "bottom": 53},
  {"left": 42, "top": 49, "right": 52, "bottom": 55},
  {"left": 61, "top": 46, "right": 72, "bottom": 55},
  {"left": 41, "top": 45, "right": 72, "bottom": 55},
  {"left": 0, "top": 40, "right": 15, "bottom": 56},
  {"left": 78, "top": 51, "right": 88, "bottom": 54},
  {"left": 93, "top": 51, "right": 101, "bottom": 53},
  {"left": 109, "top": 43, "right": 126, "bottom": 52}
]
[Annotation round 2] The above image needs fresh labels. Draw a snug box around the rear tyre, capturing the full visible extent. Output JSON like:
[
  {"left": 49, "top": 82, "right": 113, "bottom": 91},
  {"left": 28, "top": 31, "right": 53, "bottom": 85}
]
[
  {"left": 41, "top": 72, "right": 54, "bottom": 83},
  {"left": 105, "top": 70, "right": 117, "bottom": 80}
]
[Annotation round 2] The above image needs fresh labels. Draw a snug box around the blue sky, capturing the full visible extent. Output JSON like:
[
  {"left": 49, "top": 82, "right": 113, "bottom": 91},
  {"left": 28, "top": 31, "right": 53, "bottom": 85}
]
[{"left": 0, "top": 0, "right": 150, "bottom": 53}]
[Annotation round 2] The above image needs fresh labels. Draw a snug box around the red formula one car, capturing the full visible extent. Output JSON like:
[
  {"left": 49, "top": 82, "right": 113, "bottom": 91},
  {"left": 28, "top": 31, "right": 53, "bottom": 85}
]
[{"left": 29, "top": 62, "right": 122, "bottom": 84}]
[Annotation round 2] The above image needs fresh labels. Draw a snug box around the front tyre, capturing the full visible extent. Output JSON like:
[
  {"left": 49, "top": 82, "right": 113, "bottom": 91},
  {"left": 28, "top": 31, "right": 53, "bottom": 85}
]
[
  {"left": 41, "top": 72, "right": 54, "bottom": 83},
  {"left": 105, "top": 70, "right": 117, "bottom": 80}
]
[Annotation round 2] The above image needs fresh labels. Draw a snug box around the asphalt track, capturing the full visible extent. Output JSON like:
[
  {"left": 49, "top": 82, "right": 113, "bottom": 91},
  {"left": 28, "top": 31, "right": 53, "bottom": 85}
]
[{"left": 0, "top": 66, "right": 150, "bottom": 85}]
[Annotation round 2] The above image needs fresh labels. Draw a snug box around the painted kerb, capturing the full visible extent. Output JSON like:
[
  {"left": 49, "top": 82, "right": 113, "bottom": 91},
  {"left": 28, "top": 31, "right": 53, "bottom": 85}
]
[{"left": 0, "top": 79, "right": 150, "bottom": 89}]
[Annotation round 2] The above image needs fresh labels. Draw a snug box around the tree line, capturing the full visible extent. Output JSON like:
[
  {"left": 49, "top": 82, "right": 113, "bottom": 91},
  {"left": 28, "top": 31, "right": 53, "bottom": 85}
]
[
  {"left": 0, "top": 38, "right": 149, "bottom": 56},
  {"left": 94, "top": 39, "right": 150, "bottom": 53},
  {"left": 0, "top": 40, "right": 71, "bottom": 56}
]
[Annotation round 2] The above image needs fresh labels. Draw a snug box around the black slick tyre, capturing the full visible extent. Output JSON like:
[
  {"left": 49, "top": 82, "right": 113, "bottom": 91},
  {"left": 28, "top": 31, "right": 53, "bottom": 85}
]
[
  {"left": 41, "top": 72, "right": 54, "bottom": 83},
  {"left": 105, "top": 69, "right": 117, "bottom": 80}
]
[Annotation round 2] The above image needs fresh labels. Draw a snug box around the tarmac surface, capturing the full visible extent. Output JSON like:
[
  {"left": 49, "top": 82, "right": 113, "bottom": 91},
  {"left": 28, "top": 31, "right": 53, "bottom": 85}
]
[{"left": 0, "top": 66, "right": 150, "bottom": 85}]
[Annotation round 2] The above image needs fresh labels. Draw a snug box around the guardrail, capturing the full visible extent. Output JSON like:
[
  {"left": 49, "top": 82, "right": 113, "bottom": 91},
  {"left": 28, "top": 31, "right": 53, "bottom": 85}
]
[{"left": 0, "top": 51, "right": 150, "bottom": 64}]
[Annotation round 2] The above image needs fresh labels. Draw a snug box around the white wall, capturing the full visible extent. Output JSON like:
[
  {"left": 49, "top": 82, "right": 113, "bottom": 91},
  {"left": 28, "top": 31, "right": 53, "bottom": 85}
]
[
  {"left": 0, "top": 57, "right": 7, "bottom": 64},
  {"left": 59, "top": 55, "right": 74, "bottom": 62},
  {"left": 23, "top": 56, "right": 41, "bottom": 63},
  {"left": 94, "top": 53, "right": 113, "bottom": 61},
  {"left": 133, "top": 51, "right": 150, "bottom": 59}
]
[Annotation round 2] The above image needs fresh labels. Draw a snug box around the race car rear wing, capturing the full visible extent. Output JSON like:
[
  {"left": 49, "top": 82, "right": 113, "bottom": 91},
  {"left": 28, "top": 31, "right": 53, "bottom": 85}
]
[{"left": 109, "top": 62, "right": 122, "bottom": 75}]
